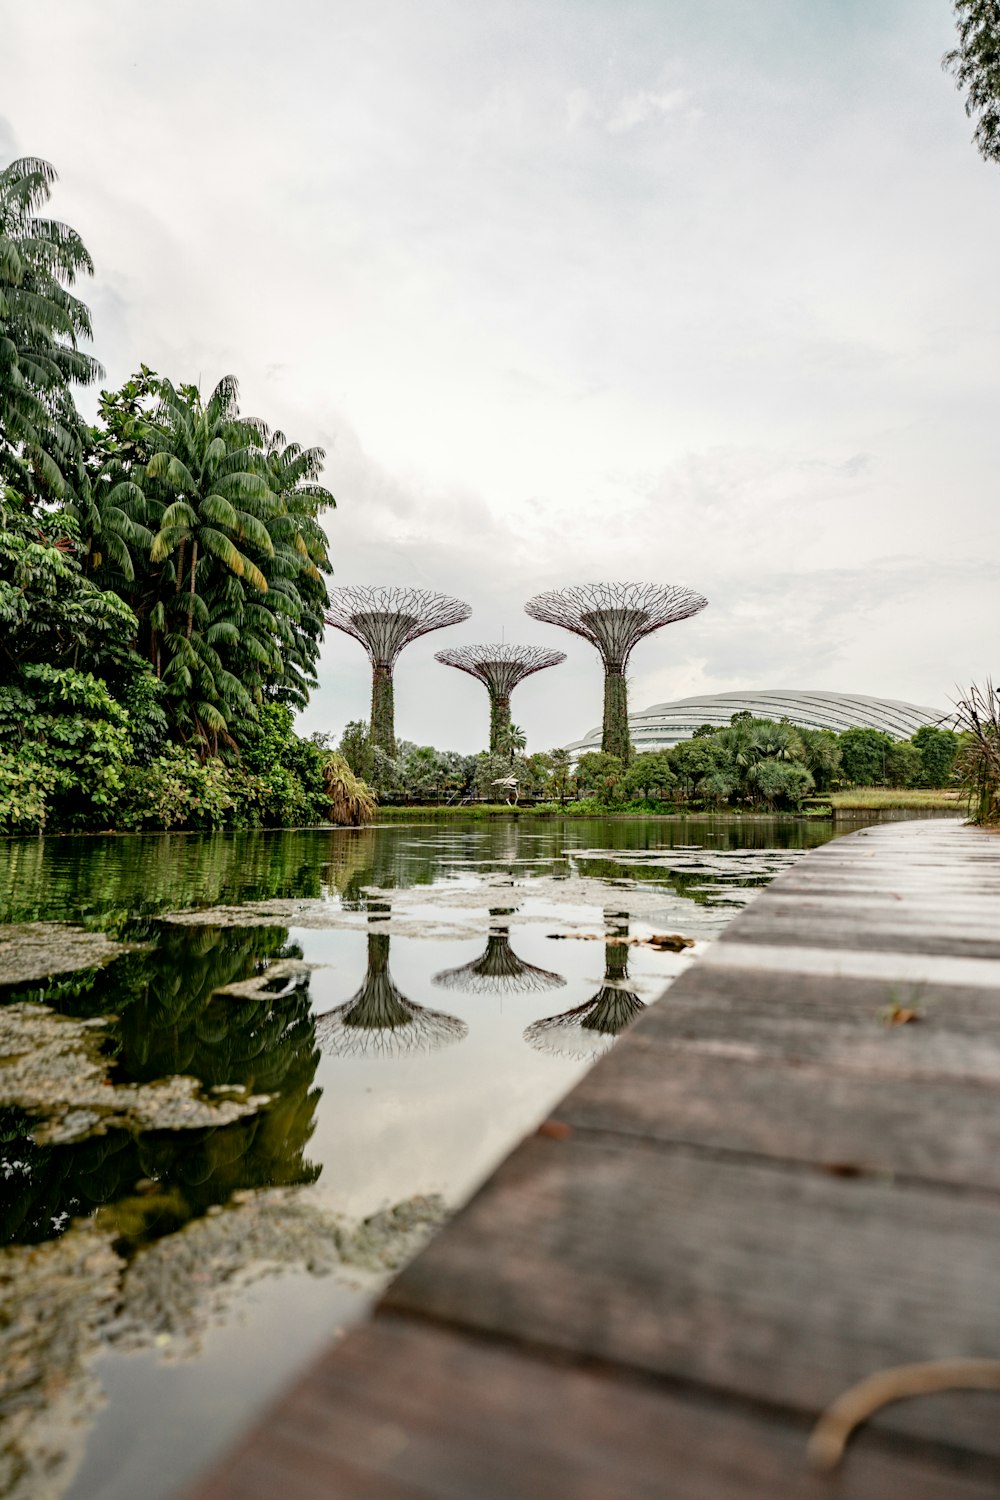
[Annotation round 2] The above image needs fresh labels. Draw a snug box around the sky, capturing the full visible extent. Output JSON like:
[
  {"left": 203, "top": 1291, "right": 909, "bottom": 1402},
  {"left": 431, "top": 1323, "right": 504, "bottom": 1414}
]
[{"left": 3, "top": 0, "right": 999, "bottom": 751}]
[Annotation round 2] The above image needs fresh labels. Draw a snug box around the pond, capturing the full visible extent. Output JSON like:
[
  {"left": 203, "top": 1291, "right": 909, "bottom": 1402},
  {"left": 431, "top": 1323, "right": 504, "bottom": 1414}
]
[{"left": 0, "top": 813, "right": 901, "bottom": 1500}]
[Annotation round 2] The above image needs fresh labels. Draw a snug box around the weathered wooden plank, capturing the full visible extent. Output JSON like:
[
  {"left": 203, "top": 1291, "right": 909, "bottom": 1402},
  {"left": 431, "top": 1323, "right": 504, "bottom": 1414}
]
[
  {"left": 719, "top": 907, "right": 1000, "bottom": 960},
  {"left": 634, "top": 965, "right": 1000, "bottom": 1079},
  {"left": 384, "top": 1134, "right": 1000, "bottom": 1458},
  {"left": 557, "top": 1034, "right": 1000, "bottom": 1189},
  {"left": 186, "top": 1316, "right": 1000, "bottom": 1500}
]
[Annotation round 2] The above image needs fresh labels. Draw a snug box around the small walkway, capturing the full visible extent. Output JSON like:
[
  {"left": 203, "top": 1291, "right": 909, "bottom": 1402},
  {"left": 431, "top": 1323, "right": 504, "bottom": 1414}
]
[{"left": 190, "top": 818, "right": 1000, "bottom": 1499}]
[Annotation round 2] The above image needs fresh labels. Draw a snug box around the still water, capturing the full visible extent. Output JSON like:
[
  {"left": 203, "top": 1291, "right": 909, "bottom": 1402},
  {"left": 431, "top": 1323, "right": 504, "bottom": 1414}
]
[{"left": 0, "top": 814, "right": 882, "bottom": 1500}]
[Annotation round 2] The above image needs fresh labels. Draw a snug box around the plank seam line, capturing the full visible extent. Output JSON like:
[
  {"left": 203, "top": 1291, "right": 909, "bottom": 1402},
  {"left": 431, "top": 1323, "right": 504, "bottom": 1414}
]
[
  {"left": 618, "top": 1035, "right": 1000, "bottom": 1090},
  {"left": 536, "top": 1121, "right": 1000, "bottom": 1206},
  {"left": 701, "top": 945, "right": 1000, "bottom": 988},
  {"left": 369, "top": 1307, "right": 1000, "bottom": 1484}
]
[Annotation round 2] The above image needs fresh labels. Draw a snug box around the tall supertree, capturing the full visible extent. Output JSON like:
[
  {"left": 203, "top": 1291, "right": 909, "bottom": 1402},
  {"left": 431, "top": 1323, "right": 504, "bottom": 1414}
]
[
  {"left": 524, "top": 582, "right": 708, "bottom": 762},
  {"left": 434, "top": 643, "right": 566, "bottom": 753},
  {"left": 325, "top": 586, "right": 471, "bottom": 755},
  {"left": 314, "top": 931, "right": 468, "bottom": 1059}
]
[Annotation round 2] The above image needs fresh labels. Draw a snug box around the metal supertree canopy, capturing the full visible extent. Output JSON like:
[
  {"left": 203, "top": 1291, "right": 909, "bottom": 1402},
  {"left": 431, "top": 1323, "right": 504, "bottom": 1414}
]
[
  {"left": 325, "top": 586, "right": 471, "bottom": 666},
  {"left": 524, "top": 582, "right": 708, "bottom": 669},
  {"left": 434, "top": 643, "right": 566, "bottom": 698},
  {"left": 523, "top": 988, "right": 646, "bottom": 1060}
]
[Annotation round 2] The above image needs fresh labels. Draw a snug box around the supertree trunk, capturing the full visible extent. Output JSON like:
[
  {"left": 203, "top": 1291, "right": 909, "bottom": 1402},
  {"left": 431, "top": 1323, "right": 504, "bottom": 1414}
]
[
  {"left": 435, "top": 644, "right": 565, "bottom": 756},
  {"left": 602, "top": 668, "right": 631, "bottom": 762},
  {"left": 370, "top": 664, "right": 396, "bottom": 757},
  {"left": 489, "top": 694, "right": 512, "bottom": 754}
]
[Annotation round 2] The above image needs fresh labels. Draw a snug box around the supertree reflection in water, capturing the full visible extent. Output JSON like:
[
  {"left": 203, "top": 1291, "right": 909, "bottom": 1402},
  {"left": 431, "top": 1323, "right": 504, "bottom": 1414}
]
[
  {"left": 523, "top": 929, "right": 645, "bottom": 1061},
  {"left": 315, "top": 931, "right": 468, "bottom": 1059},
  {"left": 432, "top": 921, "right": 566, "bottom": 996}
]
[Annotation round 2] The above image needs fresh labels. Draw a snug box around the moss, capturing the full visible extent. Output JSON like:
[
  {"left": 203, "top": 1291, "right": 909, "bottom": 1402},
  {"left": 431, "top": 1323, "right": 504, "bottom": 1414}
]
[
  {"left": 489, "top": 693, "right": 512, "bottom": 754},
  {"left": 0, "top": 1003, "right": 271, "bottom": 1144}
]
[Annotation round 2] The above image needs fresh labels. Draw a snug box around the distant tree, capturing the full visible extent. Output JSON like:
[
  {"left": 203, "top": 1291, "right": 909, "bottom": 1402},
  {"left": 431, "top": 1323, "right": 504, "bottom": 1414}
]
[
  {"left": 548, "top": 746, "right": 573, "bottom": 803},
  {"left": 623, "top": 750, "right": 676, "bottom": 802},
  {"left": 838, "top": 727, "right": 893, "bottom": 786},
  {"left": 338, "top": 719, "right": 372, "bottom": 780},
  {"left": 912, "top": 725, "right": 960, "bottom": 787},
  {"left": 885, "top": 740, "right": 923, "bottom": 788},
  {"left": 669, "top": 736, "right": 732, "bottom": 800},
  {"left": 576, "top": 751, "right": 626, "bottom": 804},
  {"left": 944, "top": 0, "right": 1000, "bottom": 167},
  {"left": 797, "top": 727, "right": 842, "bottom": 793},
  {"left": 746, "top": 759, "right": 814, "bottom": 810}
]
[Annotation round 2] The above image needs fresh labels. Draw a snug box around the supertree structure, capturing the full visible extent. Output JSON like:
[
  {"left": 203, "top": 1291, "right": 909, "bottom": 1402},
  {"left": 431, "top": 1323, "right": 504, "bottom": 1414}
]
[
  {"left": 434, "top": 643, "right": 566, "bottom": 753},
  {"left": 314, "top": 930, "right": 468, "bottom": 1059},
  {"left": 524, "top": 582, "right": 708, "bottom": 762},
  {"left": 325, "top": 586, "right": 471, "bottom": 756},
  {"left": 523, "top": 932, "right": 645, "bottom": 1060},
  {"left": 432, "top": 923, "right": 566, "bottom": 996}
]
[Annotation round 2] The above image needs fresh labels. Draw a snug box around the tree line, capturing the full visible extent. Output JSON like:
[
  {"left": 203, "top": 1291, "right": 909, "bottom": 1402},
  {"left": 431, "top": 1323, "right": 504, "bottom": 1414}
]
[{"left": 339, "top": 713, "right": 961, "bottom": 811}]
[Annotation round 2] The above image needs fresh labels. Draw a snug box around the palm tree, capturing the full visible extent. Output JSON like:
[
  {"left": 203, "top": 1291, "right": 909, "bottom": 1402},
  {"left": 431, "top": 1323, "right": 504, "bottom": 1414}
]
[
  {"left": 141, "top": 377, "right": 278, "bottom": 747},
  {"left": 65, "top": 449, "right": 151, "bottom": 583},
  {"left": 0, "top": 157, "right": 101, "bottom": 491}
]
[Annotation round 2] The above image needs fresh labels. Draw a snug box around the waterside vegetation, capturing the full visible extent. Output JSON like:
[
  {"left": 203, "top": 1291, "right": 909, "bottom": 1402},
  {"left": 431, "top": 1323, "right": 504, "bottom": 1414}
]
[
  {"left": 340, "top": 713, "right": 966, "bottom": 818},
  {"left": 0, "top": 155, "right": 372, "bottom": 834}
]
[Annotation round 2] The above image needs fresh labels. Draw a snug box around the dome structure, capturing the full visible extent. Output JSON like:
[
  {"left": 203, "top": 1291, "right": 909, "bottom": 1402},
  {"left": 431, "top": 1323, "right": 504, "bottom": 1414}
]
[{"left": 565, "top": 689, "right": 951, "bottom": 757}]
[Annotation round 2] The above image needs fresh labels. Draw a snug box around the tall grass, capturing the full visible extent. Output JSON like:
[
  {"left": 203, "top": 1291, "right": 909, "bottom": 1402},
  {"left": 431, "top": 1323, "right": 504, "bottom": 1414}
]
[{"left": 955, "top": 681, "right": 1000, "bottom": 827}]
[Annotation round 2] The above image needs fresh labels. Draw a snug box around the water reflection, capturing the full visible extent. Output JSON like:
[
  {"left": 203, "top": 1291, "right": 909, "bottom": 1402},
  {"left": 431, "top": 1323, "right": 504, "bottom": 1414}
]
[
  {"left": 524, "top": 924, "right": 645, "bottom": 1060},
  {"left": 315, "top": 930, "right": 468, "bottom": 1058},
  {"left": 1, "top": 925, "right": 321, "bottom": 1251},
  {"left": 432, "top": 912, "right": 566, "bottom": 995}
]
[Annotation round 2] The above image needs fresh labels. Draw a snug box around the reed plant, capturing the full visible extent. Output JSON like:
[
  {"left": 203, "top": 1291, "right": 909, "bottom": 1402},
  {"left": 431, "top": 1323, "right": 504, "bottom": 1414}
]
[
  {"left": 954, "top": 681, "right": 1000, "bottom": 827},
  {"left": 322, "top": 753, "right": 378, "bottom": 826}
]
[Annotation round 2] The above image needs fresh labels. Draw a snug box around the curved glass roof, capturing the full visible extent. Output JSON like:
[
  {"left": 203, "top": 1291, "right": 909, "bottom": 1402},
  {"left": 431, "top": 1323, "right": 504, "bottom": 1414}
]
[{"left": 567, "top": 689, "right": 950, "bottom": 753}]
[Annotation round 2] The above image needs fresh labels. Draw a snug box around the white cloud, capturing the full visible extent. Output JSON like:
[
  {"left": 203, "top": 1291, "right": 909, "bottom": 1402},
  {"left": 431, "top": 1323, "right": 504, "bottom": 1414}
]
[{"left": 605, "top": 87, "right": 689, "bottom": 133}]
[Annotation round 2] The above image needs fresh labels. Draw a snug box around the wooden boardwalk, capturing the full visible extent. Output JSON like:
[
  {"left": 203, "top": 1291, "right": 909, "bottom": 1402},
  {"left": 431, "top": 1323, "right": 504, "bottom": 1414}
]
[{"left": 190, "top": 818, "right": 1000, "bottom": 1500}]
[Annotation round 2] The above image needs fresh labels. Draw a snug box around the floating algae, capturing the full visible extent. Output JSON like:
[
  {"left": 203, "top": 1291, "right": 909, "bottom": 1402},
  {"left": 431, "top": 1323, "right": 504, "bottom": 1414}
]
[
  {"left": 0, "top": 1004, "right": 271, "bottom": 1144},
  {"left": 0, "top": 1224, "right": 119, "bottom": 1500},
  {"left": 110, "top": 1187, "right": 447, "bottom": 1358},
  {"left": 0, "top": 923, "right": 142, "bottom": 988}
]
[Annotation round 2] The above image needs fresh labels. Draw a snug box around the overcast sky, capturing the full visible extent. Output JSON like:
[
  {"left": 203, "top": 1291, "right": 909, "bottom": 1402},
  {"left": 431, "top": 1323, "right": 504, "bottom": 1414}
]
[{"left": 3, "top": 0, "right": 999, "bottom": 750}]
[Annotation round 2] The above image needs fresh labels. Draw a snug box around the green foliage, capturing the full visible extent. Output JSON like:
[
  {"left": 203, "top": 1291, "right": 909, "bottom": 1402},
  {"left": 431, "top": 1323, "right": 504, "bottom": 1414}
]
[
  {"left": 884, "top": 739, "right": 923, "bottom": 789},
  {"left": 954, "top": 681, "right": 1000, "bottom": 826},
  {"left": 576, "top": 751, "right": 627, "bottom": 804},
  {"left": 837, "top": 727, "right": 894, "bottom": 786},
  {"left": 745, "top": 758, "right": 814, "bottom": 809},
  {"left": 0, "top": 157, "right": 101, "bottom": 493},
  {"left": 602, "top": 670, "right": 632, "bottom": 763},
  {"left": 116, "top": 745, "right": 239, "bottom": 830},
  {"left": 622, "top": 750, "right": 676, "bottom": 803},
  {"left": 911, "top": 725, "right": 960, "bottom": 788},
  {"left": 338, "top": 718, "right": 374, "bottom": 781},
  {"left": 944, "top": 1, "right": 1000, "bottom": 167},
  {"left": 797, "top": 728, "right": 842, "bottom": 793}
]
